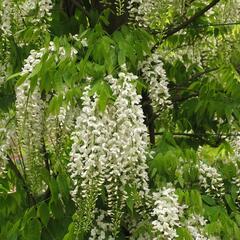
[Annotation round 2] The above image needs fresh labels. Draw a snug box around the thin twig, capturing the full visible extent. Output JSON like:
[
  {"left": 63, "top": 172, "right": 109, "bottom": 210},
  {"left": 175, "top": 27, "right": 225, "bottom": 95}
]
[
  {"left": 152, "top": 0, "right": 220, "bottom": 52},
  {"left": 6, "top": 154, "right": 36, "bottom": 205},
  {"left": 155, "top": 132, "right": 240, "bottom": 138},
  {"left": 188, "top": 67, "right": 219, "bottom": 82}
]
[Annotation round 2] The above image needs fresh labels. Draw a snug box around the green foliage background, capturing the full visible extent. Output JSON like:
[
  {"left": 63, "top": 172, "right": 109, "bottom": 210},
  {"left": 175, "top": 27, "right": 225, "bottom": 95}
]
[{"left": 1, "top": 0, "right": 240, "bottom": 239}]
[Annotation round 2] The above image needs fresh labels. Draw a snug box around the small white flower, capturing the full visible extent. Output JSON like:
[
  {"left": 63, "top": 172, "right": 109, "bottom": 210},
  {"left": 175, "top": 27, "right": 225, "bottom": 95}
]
[{"left": 81, "top": 38, "right": 88, "bottom": 47}]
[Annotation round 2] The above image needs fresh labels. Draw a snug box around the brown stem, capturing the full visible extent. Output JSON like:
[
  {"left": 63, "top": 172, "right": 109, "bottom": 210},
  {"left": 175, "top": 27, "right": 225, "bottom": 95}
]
[
  {"left": 152, "top": 0, "right": 220, "bottom": 51},
  {"left": 141, "top": 91, "right": 155, "bottom": 145}
]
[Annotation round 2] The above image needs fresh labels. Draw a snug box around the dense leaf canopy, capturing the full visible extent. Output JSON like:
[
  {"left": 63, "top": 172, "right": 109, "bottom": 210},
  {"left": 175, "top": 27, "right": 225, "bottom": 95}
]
[{"left": 1, "top": 0, "right": 240, "bottom": 239}]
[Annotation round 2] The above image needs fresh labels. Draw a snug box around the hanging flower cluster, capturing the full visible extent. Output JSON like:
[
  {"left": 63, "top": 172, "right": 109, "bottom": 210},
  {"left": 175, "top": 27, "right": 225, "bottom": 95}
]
[
  {"left": 0, "top": 121, "right": 15, "bottom": 163},
  {"left": 127, "top": 217, "right": 152, "bottom": 240},
  {"left": 38, "top": 0, "right": 53, "bottom": 19},
  {"left": 232, "top": 170, "right": 240, "bottom": 207},
  {"left": 185, "top": 214, "right": 208, "bottom": 240},
  {"left": 20, "top": 0, "right": 37, "bottom": 17},
  {"left": 100, "top": 0, "right": 126, "bottom": 16},
  {"left": 127, "top": 0, "right": 178, "bottom": 29},
  {"left": 0, "top": 62, "right": 8, "bottom": 85},
  {"left": 150, "top": 186, "right": 185, "bottom": 240},
  {"left": 21, "top": 41, "right": 77, "bottom": 76},
  {"left": 15, "top": 41, "right": 77, "bottom": 193},
  {"left": 15, "top": 46, "right": 48, "bottom": 193},
  {"left": 229, "top": 138, "right": 240, "bottom": 207},
  {"left": 127, "top": 0, "right": 156, "bottom": 27},
  {"left": 198, "top": 161, "right": 225, "bottom": 199},
  {"left": 21, "top": 49, "right": 43, "bottom": 75},
  {"left": 0, "top": 0, "right": 13, "bottom": 37},
  {"left": 69, "top": 71, "right": 150, "bottom": 236},
  {"left": 0, "top": 0, "right": 53, "bottom": 38},
  {"left": 16, "top": 72, "right": 45, "bottom": 193},
  {"left": 139, "top": 53, "right": 171, "bottom": 112},
  {"left": 89, "top": 209, "right": 114, "bottom": 240},
  {"left": 0, "top": 0, "right": 54, "bottom": 85},
  {"left": 0, "top": 0, "right": 13, "bottom": 85}
]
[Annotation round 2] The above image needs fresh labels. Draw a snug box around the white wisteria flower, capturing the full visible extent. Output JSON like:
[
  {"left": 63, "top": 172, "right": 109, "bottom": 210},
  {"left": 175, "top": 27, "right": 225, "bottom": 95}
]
[
  {"left": 69, "top": 71, "right": 150, "bottom": 236},
  {"left": 185, "top": 214, "right": 208, "bottom": 240},
  {"left": 15, "top": 42, "right": 78, "bottom": 193},
  {"left": 139, "top": 53, "right": 172, "bottom": 112},
  {"left": 89, "top": 209, "right": 114, "bottom": 240},
  {"left": 0, "top": 0, "right": 13, "bottom": 36},
  {"left": 127, "top": 0, "right": 156, "bottom": 27},
  {"left": 151, "top": 186, "right": 185, "bottom": 240},
  {"left": 16, "top": 79, "right": 45, "bottom": 193},
  {"left": 198, "top": 161, "right": 225, "bottom": 199}
]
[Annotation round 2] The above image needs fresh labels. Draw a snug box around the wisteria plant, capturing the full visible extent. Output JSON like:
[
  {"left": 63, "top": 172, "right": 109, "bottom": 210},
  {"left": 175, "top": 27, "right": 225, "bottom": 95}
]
[{"left": 1, "top": 0, "right": 240, "bottom": 239}]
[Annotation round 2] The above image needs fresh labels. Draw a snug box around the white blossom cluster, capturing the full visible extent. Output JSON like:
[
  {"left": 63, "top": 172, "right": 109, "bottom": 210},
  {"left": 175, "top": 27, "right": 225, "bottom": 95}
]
[
  {"left": 69, "top": 71, "right": 150, "bottom": 234},
  {"left": 151, "top": 186, "right": 185, "bottom": 240},
  {"left": 0, "top": 0, "right": 13, "bottom": 37},
  {"left": 89, "top": 209, "right": 114, "bottom": 240},
  {"left": 16, "top": 79, "right": 45, "bottom": 193},
  {"left": 21, "top": 42, "right": 77, "bottom": 76},
  {"left": 229, "top": 138, "right": 240, "bottom": 207},
  {"left": 49, "top": 41, "right": 78, "bottom": 59},
  {"left": 127, "top": 217, "right": 152, "bottom": 240},
  {"left": 232, "top": 173, "right": 240, "bottom": 207},
  {"left": 185, "top": 214, "right": 208, "bottom": 240},
  {"left": 0, "top": 62, "right": 8, "bottom": 85},
  {"left": 127, "top": 0, "right": 177, "bottom": 29},
  {"left": 58, "top": 106, "right": 68, "bottom": 127},
  {"left": 15, "top": 107, "right": 54, "bottom": 192},
  {"left": 100, "top": 0, "right": 126, "bottom": 16},
  {"left": 127, "top": 0, "right": 156, "bottom": 27},
  {"left": 38, "top": 0, "right": 53, "bottom": 19},
  {"left": 15, "top": 41, "right": 77, "bottom": 193},
  {"left": 0, "top": 0, "right": 13, "bottom": 84},
  {"left": 19, "top": 0, "right": 37, "bottom": 17},
  {"left": 0, "top": 0, "right": 53, "bottom": 49},
  {"left": 21, "top": 49, "right": 43, "bottom": 75},
  {"left": 139, "top": 53, "right": 171, "bottom": 112},
  {"left": 105, "top": 72, "right": 150, "bottom": 198},
  {"left": 230, "top": 135, "right": 240, "bottom": 159},
  {"left": 18, "top": 0, "right": 52, "bottom": 22},
  {"left": 0, "top": 126, "right": 15, "bottom": 162},
  {"left": 198, "top": 161, "right": 225, "bottom": 199}
]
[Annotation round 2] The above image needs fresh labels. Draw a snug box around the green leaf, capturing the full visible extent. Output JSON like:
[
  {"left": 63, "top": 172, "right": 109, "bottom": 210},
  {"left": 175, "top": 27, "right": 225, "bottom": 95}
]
[
  {"left": 57, "top": 174, "right": 69, "bottom": 198},
  {"left": 126, "top": 196, "right": 134, "bottom": 214},
  {"left": 23, "top": 218, "right": 41, "bottom": 240},
  {"left": 7, "top": 220, "right": 21, "bottom": 240},
  {"left": 202, "top": 195, "right": 216, "bottom": 206},
  {"left": 48, "top": 94, "right": 63, "bottom": 114},
  {"left": 28, "top": 61, "right": 42, "bottom": 79},
  {"left": 190, "top": 190, "right": 203, "bottom": 213},
  {"left": 7, "top": 72, "right": 21, "bottom": 81},
  {"left": 49, "top": 200, "right": 64, "bottom": 219},
  {"left": 16, "top": 74, "right": 28, "bottom": 86},
  {"left": 225, "top": 194, "right": 237, "bottom": 212},
  {"left": 176, "top": 227, "right": 192, "bottom": 240},
  {"left": 37, "top": 202, "right": 50, "bottom": 226},
  {"left": 49, "top": 177, "right": 59, "bottom": 202}
]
